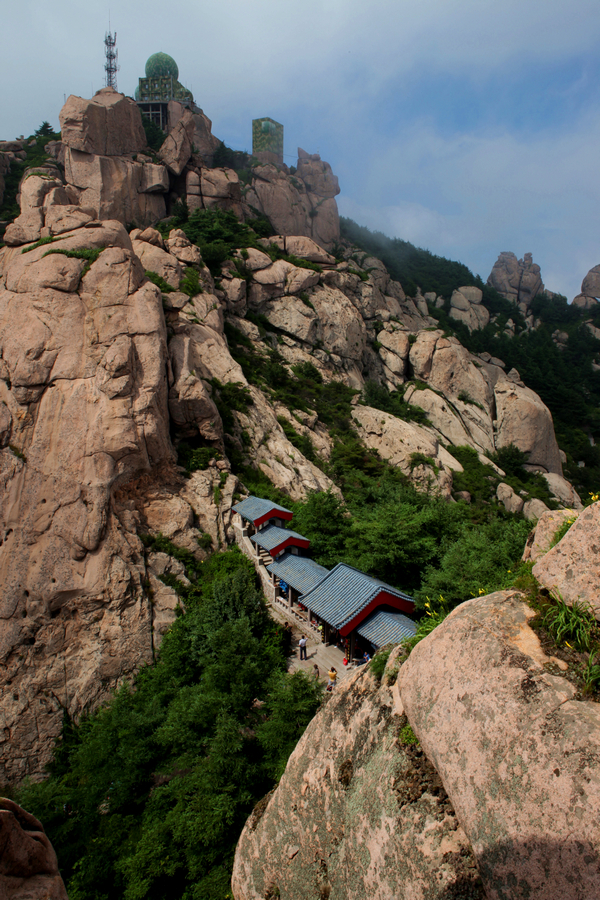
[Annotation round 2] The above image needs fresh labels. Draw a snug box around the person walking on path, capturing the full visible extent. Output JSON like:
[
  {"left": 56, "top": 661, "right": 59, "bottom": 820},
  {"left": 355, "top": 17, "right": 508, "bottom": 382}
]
[
  {"left": 327, "top": 667, "right": 337, "bottom": 690},
  {"left": 299, "top": 635, "right": 308, "bottom": 661},
  {"left": 313, "top": 664, "right": 320, "bottom": 681}
]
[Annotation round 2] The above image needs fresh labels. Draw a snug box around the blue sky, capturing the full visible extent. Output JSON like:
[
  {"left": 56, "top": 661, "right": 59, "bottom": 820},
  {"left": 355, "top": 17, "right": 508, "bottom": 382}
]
[{"left": 3, "top": 0, "right": 600, "bottom": 298}]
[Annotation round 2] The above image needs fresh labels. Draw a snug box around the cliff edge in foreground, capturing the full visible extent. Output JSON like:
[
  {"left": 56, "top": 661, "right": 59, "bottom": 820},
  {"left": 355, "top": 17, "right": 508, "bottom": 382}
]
[{"left": 233, "top": 546, "right": 600, "bottom": 900}]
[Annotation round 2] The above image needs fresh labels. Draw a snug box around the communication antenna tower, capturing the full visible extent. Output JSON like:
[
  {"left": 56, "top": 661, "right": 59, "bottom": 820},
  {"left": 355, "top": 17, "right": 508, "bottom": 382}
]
[{"left": 104, "top": 28, "right": 119, "bottom": 90}]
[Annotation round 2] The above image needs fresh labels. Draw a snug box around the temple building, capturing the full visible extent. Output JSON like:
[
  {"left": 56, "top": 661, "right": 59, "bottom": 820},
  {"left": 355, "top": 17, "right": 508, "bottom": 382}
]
[{"left": 233, "top": 495, "right": 417, "bottom": 658}]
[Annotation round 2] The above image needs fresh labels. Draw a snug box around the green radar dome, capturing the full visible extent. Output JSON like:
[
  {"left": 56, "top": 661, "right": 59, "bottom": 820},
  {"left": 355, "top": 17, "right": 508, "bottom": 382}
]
[{"left": 145, "top": 52, "right": 179, "bottom": 80}]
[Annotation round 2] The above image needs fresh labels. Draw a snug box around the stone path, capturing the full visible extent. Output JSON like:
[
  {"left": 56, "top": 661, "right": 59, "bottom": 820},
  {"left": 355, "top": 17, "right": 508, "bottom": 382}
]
[
  {"left": 268, "top": 595, "right": 354, "bottom": 688},
  {"left": 233, "top": 521, "right": 354, "bottom": 688}
]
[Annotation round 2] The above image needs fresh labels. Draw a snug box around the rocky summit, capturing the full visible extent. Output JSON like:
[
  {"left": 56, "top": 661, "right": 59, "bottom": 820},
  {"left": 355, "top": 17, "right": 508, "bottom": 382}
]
[{"left": 1, "top": 77, "right": 600, "bottom": 900}]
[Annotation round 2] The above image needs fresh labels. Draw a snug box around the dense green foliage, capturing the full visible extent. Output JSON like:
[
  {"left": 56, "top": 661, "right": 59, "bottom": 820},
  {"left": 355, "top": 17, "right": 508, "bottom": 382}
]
[
  {"left": 289, "top": 478, "right": 530, "bottom": 611},
  {"left": 361, "top": 380, "right": 430, "bottom": 426},
  {"left": 141, "top": 116, "right": 167, "bottom": 152},
  {"left": 158, "top": 209, "right": 274, "bottom": 276},
  {"left": 17, "top": 549, "right": 321, "bottom": 900}
]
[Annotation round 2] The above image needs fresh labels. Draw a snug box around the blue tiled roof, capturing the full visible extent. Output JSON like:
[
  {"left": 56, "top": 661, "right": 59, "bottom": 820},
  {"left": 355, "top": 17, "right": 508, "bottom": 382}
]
[
  {"left": 250, "top": 524, "right": 308, "bottom": 553},
  {"left": 232, "top": 496, "right": 292, "bottom": 524},
  {"left": 357, "top": 610, "right": 416, "bottom": 649},
  {"left": 299, "top": 563, "right": 413, "bottom": 630},
  {"left": 267, "top": 553, "right": 329, "bottom": 594}
]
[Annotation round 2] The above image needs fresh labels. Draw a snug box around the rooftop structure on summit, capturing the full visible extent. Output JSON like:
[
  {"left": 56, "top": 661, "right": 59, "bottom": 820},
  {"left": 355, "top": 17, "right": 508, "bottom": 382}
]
[
  {"left": 252, "top": 117, "right": 284, "bottom": 165},
  {"left": 135, "top": 52, "right": 193, "bottom": 131},
  {"left": 232, "top": 495, "right": 293, "bottom": 532},
  {"left": 104, "top": 30, "right": 119, "bottom": 90}
]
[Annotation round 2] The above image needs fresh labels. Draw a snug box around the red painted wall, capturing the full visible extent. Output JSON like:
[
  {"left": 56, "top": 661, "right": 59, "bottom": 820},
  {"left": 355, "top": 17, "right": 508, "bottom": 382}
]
[
  {"left": 339, "top": 590, "right": 413, "bottom": 637},
  {"left": 270, "top": 536, "right": 310, "bottom": 557},
  {"left": 255, "top": 509, "right": 294, "bottom": 527}
]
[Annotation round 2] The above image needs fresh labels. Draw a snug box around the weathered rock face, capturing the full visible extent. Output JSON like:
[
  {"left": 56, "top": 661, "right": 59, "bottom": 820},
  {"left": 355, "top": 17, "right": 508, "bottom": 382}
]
[
  {"left": 522, "top": 507, "right": 578, "bottom": 563},
  {"left": 167, "top": 100, "right": 221, "bottom": 166},
  {"left": 0, "top": 220, "right": 249, "bottom": 781},
  {"left": 400, "top": 591, "right": 600, "bottom": 900},
  {"left": 245, "top": 149, "right": 341, "bottom": 249},
  {"left": 64, "top": 148, "right": 168, "bottom": 227},
  {"left": 351, "top": 404, "right": 461, "bottom": 497},
  {"left": 234, "top": 579, "right": 600, "bottom": 900},
  {"left": 0, "top": 222, "right": 173, "bottom": 779},
  {"left": 232, "top": 648, "right": 482, "bottom": 900},
  {"left": 0, "top": 798, "right": 68, "bottom": 900},
  {"left": 159, "top": 108, "right": 195, "bottom": 176},
  {"left": 533, "top": 500, "right": 600, "bottom": 618},
  {"left": 494, "top": 379, "right": 563, "bottom": 474},
  {"left": 487, "top": 251, "right": 544, "bottom": 311},
  {"left": 60, "top": 88, "right": 147, "bottom": 157}
]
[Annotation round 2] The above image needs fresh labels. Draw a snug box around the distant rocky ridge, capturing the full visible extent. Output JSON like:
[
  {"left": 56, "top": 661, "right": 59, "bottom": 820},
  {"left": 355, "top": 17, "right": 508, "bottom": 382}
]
[{"left": 0, "top": 87, "right": 582, "bottom": 781}]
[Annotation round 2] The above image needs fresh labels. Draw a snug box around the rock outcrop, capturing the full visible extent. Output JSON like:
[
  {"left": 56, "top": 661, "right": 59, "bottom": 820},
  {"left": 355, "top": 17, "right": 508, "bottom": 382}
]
[
  {"left": 59, "top": 88, "right": 147, "bottom": 157},
  {"left": 401, "top": 591, "right": 600, "bottom": 900},
  {"left": 533, "top": 500, "right": 600, "bottom": 618},
  {"left": 0, "top": 211, "right": 345, "bottom": 779},
  {"left": 351, "top": 404, "right": 461, "bottom": 497},
  {"left": 522, "top": 507, "right": 578, "bottom": 563},
  {"left": 494, "top": 379, "right": 563, "bottom": 474},
  {"left": 234, "top": 587, "right": 600, "bottom": 900},
  {"left": 244, "top": 148, "right": 341, "bottom": 248},
  {"left": 572, "top": 263, "right": 600, "bottom": 309},
  {"left": 487, "top": 251, "right": 544, "bottom": 312},
  {"left": 232, "top": 648, "right": 482, "bottom": 900},
  {"left": 0, "top": 798, "right": 68, "bottom": 900},
  {"left": 449, "top": 285, "right": 490, "bottom": 331}
]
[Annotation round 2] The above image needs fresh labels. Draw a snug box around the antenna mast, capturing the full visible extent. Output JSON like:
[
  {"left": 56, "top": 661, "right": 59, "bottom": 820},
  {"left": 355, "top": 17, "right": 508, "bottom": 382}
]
[{"left": 104, "top": 28, "right": 119, "bottom": 90}]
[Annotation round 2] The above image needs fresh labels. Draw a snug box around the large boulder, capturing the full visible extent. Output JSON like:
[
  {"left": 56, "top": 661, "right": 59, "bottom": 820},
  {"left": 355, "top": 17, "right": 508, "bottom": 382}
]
[
  {"left": 351, "top": 404, "right": 461, "bottom": 497},
  {"left": 581, "top": 264, "right": 600, "bottom": 300},
  {"left": 159, "top": 109, "right": 195, "bottom": 175},
  {"left": 522, "top": 508, "right": 579, "bottom": 563},
  {"left": 400, "top": 591, "right": 600, "bottom": 900},
  {"left": 232, "top": 649, "right": 482, "bottom": 900},
  {"left": 167, "top": 100, "right": 221, "bottom": 165},
  {"left": 533, "top": 501, "right": 600, "bottom": 618},
  {"left": 449, "top": 286, "right": 490, "bottom": 331},
  {"left": 0, "top": 798, "right": 68, "bottom": 900},
  {"left": 59, "top": 88, "right": 147, "bottom": 157},
  {"left": 64, "top": 148, "right": 167, "bottom": 227},
  {"left": 494, "top": 379, "right": 563, "bottom": 474}
]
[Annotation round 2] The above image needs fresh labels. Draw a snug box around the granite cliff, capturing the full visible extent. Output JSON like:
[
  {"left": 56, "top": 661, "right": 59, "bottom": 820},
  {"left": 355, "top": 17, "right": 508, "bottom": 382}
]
[{"left": 0, "top": 88, "right": 582, "bottom": 788}]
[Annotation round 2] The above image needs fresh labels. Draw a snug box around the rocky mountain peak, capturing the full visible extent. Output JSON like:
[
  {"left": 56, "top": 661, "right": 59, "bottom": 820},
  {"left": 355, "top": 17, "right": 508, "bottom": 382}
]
[{"left": 487, "top": 249, "right": 544, "bottom": 312}]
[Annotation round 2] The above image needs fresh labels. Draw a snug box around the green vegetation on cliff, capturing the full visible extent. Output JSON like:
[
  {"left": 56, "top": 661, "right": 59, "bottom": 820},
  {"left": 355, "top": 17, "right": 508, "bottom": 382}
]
[{"left": 17, "top": 549, "right": 321, "bottom": 900}]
